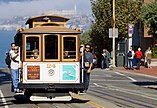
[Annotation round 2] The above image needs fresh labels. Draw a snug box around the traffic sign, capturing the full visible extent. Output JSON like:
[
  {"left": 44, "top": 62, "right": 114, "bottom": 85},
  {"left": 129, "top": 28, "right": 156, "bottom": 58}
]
[
  {"left": 128, "top": 24, "right": 134, "bottom": 37},
  {"left": 109, "top": 28, "right": 118, "bottom": 38}
]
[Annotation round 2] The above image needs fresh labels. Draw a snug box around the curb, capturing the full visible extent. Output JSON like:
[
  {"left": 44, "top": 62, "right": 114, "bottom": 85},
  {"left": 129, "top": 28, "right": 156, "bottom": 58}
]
[{"left": 112, "top": 67, "right": 157, "bottom": 79}]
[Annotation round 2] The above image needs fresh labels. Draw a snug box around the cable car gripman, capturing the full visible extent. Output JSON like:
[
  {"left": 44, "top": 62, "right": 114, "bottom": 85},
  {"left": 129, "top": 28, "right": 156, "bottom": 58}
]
[{"left": 14, "top": 15, "right": 85, "bottom": 101}]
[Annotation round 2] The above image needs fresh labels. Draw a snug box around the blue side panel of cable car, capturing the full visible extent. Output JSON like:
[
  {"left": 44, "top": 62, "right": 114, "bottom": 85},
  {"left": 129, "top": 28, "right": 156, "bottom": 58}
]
[{"left": 62, "top": 65, "right": 76, "bottom": 80}]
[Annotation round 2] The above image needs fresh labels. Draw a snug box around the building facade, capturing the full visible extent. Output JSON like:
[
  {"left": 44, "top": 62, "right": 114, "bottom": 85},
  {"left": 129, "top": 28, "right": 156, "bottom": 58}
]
[{"left": 141, "top": 0, "right": 155, "bottom": 52}]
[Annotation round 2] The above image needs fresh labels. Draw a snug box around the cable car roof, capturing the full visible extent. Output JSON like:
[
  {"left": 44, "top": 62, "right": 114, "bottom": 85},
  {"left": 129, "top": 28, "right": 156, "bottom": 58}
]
[
  {"left": 21, "top": 26, "right": 81, "bottom": 34},
  {"left": 26, "top": 15, "right": 69, "bottom": 24}
]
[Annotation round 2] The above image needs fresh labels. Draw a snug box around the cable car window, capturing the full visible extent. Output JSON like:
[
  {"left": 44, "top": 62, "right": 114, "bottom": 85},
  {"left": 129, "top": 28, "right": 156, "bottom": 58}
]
[
  {"left": 45, "top": 35, "right": 58, "bottom": 59},
  {"left": 40, "top": 23, "right": 60, "bottom": 26},
  {"left": 51, "top": 17, "right": 64, "bottom": 22},
  {"left": 34, "top": 18, "right": 48, "bottom": 22},
  {"left": 34, "top": 17, "right": 64, "bottom": 22},
  {"left": 26, "top": 37, "right": 39, "bottom": 59},
  {"left": 63, "top": 37, "right": 76, "bottom": 59}
]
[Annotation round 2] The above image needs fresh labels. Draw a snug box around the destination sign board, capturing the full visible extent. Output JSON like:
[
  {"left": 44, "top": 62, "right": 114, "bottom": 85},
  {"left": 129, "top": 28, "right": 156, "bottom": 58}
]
[{"left": 27, "top": 65, "right": 40, "bottom": 80}]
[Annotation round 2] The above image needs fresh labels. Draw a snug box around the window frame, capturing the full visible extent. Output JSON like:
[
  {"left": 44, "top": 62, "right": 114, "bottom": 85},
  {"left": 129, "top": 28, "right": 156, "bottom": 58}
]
[
  {"left": 24, "top": 35, "right": 41, "bottom": 61},
  {"left": 62, "top": 35, "right": 78, "bottom": 61}
]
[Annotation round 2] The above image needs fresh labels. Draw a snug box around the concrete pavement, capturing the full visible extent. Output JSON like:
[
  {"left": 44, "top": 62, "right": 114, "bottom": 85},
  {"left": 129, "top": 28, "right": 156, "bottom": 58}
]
[
  {"left": 113, "top": 58, "right": 157, "bottom": 77},
  {"left": 114, "top": 66, "right": 157, "bottom": 77}
]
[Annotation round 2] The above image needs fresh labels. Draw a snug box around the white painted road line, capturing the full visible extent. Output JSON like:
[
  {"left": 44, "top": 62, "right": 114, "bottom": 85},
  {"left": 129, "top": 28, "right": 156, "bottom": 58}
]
[
  {"left": 0, "top": 89, "right": 9, "bottom": 108},
  {"left": 127, "top": 76, "right": 137, "bottom": 82},
  {"left": 115, "top": 72, "right": 125, "bottom": 76},
  {"left": 115, "top": 72, "right": 137, "bottom": 82},
  {"left": 93, "top": 83, "right": 105, "bottom": 88}
]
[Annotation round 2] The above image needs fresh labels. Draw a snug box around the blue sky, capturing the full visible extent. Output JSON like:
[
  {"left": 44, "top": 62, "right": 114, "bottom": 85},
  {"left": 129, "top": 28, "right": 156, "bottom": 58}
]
[{"left": 0, "top": 0, "right": 92, "bottom": 19}]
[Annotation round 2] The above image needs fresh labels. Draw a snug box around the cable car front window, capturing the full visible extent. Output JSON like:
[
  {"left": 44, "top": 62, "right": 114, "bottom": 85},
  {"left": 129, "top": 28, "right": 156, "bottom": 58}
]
[
  {"left": 63, "top": 37, "right": 76, "bottom": 59},
  {"left": 44, "top": 35, "right": 58, "bottom": 59},
  {"left": 26, "top": 37, "right": 39, "bottom": 59}
]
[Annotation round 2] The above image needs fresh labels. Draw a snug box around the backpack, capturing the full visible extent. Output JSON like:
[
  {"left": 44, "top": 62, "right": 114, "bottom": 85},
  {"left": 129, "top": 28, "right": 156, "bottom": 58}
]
[
  {"left": 127, "top": 51, "right": 132, "bottom": 57},
  {"left": 5, "top": 51, "right": 11, "bottom": 66}
]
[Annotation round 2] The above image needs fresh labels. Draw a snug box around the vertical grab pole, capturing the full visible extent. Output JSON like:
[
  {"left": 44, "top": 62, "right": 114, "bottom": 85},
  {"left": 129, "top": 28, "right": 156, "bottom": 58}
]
[
  {"left": 18, "top": 47, "right": 21, "bottom": 82},
  {"left": 81, "top": 48, "right": 84, "bottom": 83}
]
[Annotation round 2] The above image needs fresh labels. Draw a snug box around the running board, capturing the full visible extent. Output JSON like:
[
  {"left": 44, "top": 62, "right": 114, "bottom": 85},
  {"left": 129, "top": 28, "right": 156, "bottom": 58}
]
[{"left": 30, "top": 93, "right": 72, "bottom": 101}]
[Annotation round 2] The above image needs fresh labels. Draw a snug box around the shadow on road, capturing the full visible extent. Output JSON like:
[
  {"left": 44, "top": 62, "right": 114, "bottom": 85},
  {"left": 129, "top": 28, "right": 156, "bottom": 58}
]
[
  {"left": 132, "top": 81, "right": 157, "bottom": 86},
  {"left": 132, "top": 81, "right": 157, "bottom": 90},
  {"left": 0, "top": 94, "right": 90, "bottom": 107},
  {"left": 0, "top": 69, "right": 11, "bottom": 86},
  {"left": 0, "top": 95, "right": 14, "bottom": 107}
]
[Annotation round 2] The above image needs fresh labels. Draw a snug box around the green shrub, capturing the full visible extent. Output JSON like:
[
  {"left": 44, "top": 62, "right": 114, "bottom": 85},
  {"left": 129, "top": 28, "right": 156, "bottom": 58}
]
[{"left": 151, "top": 47, "right": 157, "bottom": 58}]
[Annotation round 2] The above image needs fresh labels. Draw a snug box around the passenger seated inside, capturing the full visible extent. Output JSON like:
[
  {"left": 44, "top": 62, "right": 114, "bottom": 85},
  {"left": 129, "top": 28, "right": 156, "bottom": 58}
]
[
  {"left": 30, "top": 49, "right": 39, "bottom": 59},
  {"left": 64, "top": 51, "right": 70, "bottom": 58}
]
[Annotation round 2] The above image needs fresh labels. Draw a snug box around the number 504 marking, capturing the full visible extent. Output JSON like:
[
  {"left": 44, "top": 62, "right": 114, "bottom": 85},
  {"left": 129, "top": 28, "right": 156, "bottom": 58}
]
[{"left": 46, "top": 64, "right": 56, "bottom": 68}]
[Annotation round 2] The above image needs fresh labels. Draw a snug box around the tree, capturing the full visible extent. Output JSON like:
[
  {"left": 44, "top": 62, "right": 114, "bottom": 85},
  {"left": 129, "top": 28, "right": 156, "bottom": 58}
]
[
  {"left": 140, "top": 1, "right": 157, "bottom": 37},
  {"left": 80, "top": 30, "right": 92, "bottom": 45},
  {"left": 116, "top": 0, "right": 142, "bottom": 38},
  {"left": 90, "top": 0, "right": 142, "bottom": 52}
]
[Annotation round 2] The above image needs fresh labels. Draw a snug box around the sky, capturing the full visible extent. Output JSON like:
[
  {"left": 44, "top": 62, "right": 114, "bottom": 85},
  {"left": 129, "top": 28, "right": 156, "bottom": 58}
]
[{"left": 0, "top": 0, "right": 92, "bottom": 20}]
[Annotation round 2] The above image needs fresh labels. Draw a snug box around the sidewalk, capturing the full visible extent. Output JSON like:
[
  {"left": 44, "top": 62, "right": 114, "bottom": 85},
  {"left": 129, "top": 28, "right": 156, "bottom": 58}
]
[{"left": 114, "top": 66, "right": 157, "bottom": 77}]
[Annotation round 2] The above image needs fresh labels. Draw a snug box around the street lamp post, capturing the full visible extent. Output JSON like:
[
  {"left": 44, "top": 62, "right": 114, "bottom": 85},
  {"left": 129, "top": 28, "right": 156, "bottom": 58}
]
[{"left": 112, "top": 0, "right": 116, "bottom": 67}]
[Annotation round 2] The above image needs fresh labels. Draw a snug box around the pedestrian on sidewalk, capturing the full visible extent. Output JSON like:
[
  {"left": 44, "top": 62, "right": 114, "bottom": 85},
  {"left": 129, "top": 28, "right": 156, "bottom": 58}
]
[
  {"left": 135, "top": 48, "right": 143, "bottom": 70},
  {"left": 101, "top": 48, "right": 110, "bottom": 70},
  {"left": 127, "top": 46, "right": 135, "bottom": 70},
  {"left": 145, "top": 47, "right": 152, "bottom": 68}
]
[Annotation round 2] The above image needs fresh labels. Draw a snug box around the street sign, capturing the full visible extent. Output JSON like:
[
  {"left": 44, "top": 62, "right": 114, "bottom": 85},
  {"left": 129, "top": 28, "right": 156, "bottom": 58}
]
[
  {"left": 128, "top": 24, "right": 134, "bottom": 37},
  {"left": 109, "top": 28, "right": 118, "bottom": 38}
]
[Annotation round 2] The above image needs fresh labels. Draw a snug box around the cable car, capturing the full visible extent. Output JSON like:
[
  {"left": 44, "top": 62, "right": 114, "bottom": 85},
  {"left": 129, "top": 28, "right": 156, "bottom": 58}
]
[{"left": 14, "top": 15, "right": 85, "bottom": 101}]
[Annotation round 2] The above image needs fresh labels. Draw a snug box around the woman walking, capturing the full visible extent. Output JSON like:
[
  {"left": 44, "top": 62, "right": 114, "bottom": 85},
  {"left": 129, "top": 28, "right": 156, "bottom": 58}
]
[{"left": 145, "top": 47, "right": 152, "bottom": 68}]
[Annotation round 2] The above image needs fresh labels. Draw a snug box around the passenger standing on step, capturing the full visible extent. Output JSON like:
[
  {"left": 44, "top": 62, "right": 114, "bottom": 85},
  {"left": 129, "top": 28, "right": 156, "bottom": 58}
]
[
  {"left": 10, "top": 46, "right": 20, "bottom": 93},
  {"left": 79, "top": 44, "right": 93, "bottom": 94},
  {"left": 7, "top": 43, "right": 16, "bottom": 92}
]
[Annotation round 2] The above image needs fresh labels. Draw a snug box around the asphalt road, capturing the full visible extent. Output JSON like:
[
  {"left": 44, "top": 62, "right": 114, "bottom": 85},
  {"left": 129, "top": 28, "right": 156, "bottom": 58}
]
[
  {"left": 90, "top": 68, "right": 157, "bottom": 108},
  {"left": 1, "top": 68, "right": 157, "bottom": 108}
]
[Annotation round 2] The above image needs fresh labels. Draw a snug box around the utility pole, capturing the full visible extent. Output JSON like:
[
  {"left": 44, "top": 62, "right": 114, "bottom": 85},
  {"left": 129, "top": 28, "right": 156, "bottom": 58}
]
[{"left": 112, "top": 0, "right": 116, "bottom": 67}]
